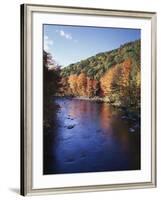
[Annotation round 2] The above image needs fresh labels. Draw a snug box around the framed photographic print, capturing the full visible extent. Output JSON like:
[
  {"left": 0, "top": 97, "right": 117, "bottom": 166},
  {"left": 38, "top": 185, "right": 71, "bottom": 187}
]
[{"left": 21, "top": 4, "right": 157, "bottom": 196}]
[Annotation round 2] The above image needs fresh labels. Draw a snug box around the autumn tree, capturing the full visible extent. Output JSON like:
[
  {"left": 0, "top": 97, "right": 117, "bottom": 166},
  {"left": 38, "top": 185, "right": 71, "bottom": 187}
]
[
  {"left": 57, "top": 40, "right": 140, "bottom": 108},
  {"left": 100, "top": 66, "right": 116, "bottom": 96},
  {"left": 68, "top": 74, "right": 78, "bottom": 96},
  {"left": 77, "top": 73, "right": 87, "bottom": 96},
  {"left": 87, "top": 78, "right": 93, "bottom": 97}
]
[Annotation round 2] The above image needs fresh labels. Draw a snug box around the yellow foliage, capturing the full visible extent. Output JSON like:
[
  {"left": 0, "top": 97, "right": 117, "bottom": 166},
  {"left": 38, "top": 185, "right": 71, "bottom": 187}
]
[
  {"left": 77, "top": 73, "right": 87, "bottom": 96},
  {"left": 100, "top": 66, "right": 117, "bottom": 96},
  {"left": 136, "top": 71, "right": 141, "bottom": 88},
  {"left": 100, "top": 59, "right": 132, "bottom": 96},
  {"left": 68, "top": 74, "right": 78, "bottom": 95}
]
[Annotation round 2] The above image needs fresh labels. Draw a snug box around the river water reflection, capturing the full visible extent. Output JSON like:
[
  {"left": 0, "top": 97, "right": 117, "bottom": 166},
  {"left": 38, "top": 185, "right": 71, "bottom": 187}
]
[{"left": 43, "top": 97, "right": 140, "bottom": 174}]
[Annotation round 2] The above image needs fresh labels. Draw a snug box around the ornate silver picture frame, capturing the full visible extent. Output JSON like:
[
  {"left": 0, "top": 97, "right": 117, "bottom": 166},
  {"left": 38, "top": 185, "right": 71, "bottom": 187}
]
[{"left": 21, "top": 4, "right": 156, "bottom": 196}]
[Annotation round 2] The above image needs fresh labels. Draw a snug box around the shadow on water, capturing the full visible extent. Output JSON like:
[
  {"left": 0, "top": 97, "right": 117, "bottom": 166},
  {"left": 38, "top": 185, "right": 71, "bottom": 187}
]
[
  {"left": 43, "top": 98, "right": 60, "bottom": 174},
  {"left": 43, "top": 97, "right": 140, "bottom": 174}
]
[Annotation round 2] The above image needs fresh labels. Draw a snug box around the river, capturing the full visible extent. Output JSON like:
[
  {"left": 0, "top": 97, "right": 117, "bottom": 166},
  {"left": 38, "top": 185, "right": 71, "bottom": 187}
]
[{"left": 43, "top": 97, "right": 140, "bottom": 174}]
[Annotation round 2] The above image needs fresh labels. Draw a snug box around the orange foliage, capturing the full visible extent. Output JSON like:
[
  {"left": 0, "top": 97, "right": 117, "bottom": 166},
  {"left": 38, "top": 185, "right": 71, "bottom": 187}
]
[
  {"left": 61, "top": 59, "right": 134, "bottom": 101},
  {"left": 67, "top": 73, "right": 99, "bottom": 97},
  {"left": 100, "top": 59, "right": 132, "bottom": 96},
  {"left": 68, "top": 74, "right": 78, "bottom": 95},
  {"left": 86, "top": 78, "right": 99, "bottom": 97},
  {"left": 100, "top": 67, "right": 116, "bottom": 96},
  {"left": 77, "top": 73, "right": 87, "bottom": 96},
  {"left": 119, "top": 59, "right": 132, "bottom": 88}
]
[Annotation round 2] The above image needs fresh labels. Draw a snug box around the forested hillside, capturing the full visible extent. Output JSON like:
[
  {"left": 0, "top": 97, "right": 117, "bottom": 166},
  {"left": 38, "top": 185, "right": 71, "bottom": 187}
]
[{"left": 56, "top": 40, "right": 140, "bottom": 108}]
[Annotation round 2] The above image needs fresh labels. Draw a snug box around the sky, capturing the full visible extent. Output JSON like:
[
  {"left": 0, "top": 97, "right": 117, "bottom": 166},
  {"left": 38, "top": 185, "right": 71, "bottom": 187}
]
[{"left": 43, "top": 24, "right": 140, "bottom": 67}]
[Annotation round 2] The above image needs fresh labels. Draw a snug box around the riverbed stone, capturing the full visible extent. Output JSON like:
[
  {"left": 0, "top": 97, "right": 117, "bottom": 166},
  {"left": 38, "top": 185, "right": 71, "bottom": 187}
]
[
  {"left": 67, "top": 124, "right": 75, "bottom": 129},
  {"left": 129, "top": 128, "right": 135, "bottom": 133}
]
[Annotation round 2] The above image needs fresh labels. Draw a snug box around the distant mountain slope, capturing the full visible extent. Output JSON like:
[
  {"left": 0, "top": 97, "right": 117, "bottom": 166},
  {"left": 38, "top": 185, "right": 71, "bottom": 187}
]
[
  {"left": 48, "top": 40, "right": 141, "bottom": 108},
  {"left": 57, "top": 40, "right": 140, "bottom": 108},
  {"left": 60, "top": 40, "right": 140, "bottom": 80}
]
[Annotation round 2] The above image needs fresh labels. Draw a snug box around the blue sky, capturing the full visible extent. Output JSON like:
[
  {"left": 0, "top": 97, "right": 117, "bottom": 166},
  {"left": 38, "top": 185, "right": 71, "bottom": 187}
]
[{"left": 43, "top": 24, "right": 140, "bottom": 67}]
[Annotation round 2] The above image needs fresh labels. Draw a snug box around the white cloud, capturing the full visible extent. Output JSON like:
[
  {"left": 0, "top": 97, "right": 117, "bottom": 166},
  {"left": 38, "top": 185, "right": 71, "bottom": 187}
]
[
  {"left": 56, "top": 29, "right": 72, "bottom": 40},
  {"left": 44, "top": 35, "right": 53, "bottom": 51},
  {"left": 60, "top": 30, "right": 65, "bottom": 36}
]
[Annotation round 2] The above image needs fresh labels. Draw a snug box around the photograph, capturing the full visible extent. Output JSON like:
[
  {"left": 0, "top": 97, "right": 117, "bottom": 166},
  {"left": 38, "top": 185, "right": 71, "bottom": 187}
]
[
  {"left": 43, "top": 25, "right": 141, "bottom": 175},
  {"left": 21, "top": 4, "right": 156, "bottom": 195}
]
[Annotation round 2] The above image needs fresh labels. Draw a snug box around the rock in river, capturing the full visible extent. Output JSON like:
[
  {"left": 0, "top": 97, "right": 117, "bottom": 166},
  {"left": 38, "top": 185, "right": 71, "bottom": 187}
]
[
  {"left": 129, "top": 128, "right": 135, "bottom": 133},
  {"left": 121, "top": 115, "right": 127, "bottom": 119},
  {"left": 67, "top": 124, "right": 75, "bottom": 129}
]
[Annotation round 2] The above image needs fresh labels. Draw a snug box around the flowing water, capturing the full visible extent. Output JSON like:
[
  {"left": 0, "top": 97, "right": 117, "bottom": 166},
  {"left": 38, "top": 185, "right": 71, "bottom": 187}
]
[{"left": 43, "top": 97, "right": 140, "bottom": 174}]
